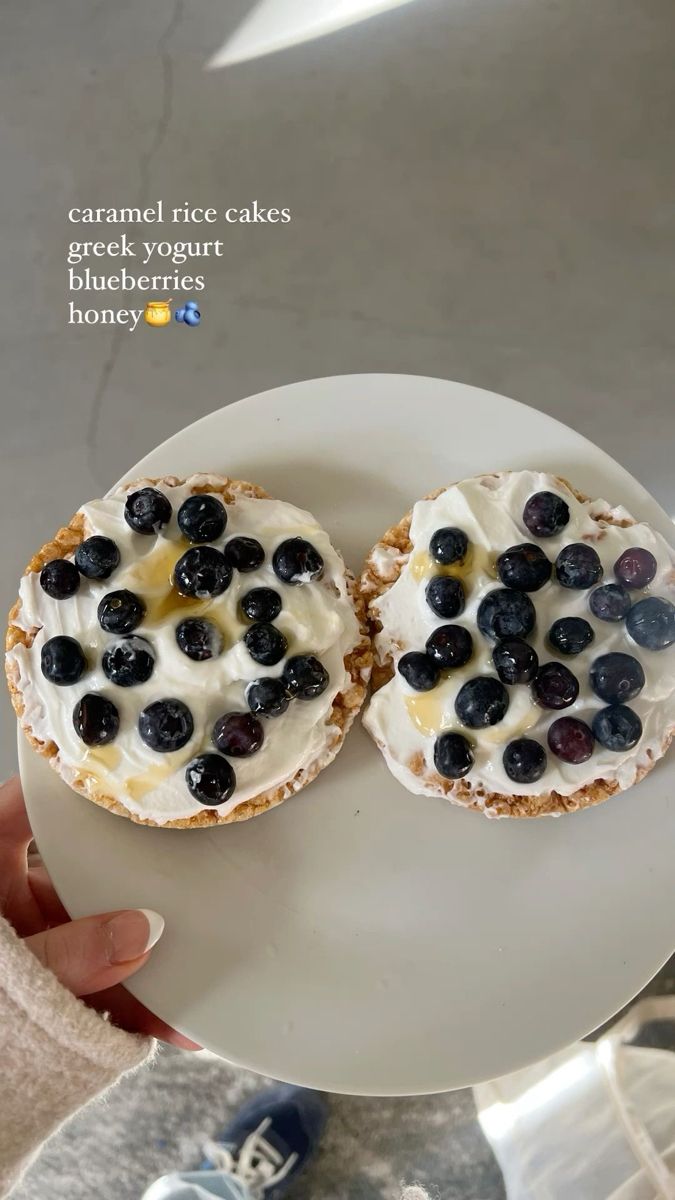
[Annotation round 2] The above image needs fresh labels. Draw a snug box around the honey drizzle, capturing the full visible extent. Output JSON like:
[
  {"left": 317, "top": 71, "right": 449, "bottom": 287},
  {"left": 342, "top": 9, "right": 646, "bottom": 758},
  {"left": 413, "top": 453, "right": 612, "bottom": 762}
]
[
  {"left": 125, "top": 747, "right": 195, "bottom": 801},
  {"left": 123, "top": 539, "right": 192, "bottom": 622},
  {"left": 405, "top": 543, "right": 501, "bottom": 737},
  {"left": 409, "top": 544, "right": 497, "bottom": 584},
  {"left": 121, "top": 538, "right": 241, "bottom": 638},
  {"left": 405, "top": 691, "right": 448, "bottom": 737},
  {"left": 85, "top": 744, "right": 122, "bottom": 772},
  {"left": 405, "top": 688, "right": 540, "bottom": 743},
  {"left": 125, "top": 764, "right": 173, "bottom": 802}
]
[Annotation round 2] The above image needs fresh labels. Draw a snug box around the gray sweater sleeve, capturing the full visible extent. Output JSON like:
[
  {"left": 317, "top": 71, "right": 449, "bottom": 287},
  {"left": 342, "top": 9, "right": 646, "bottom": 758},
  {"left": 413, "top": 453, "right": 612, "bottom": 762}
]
[{"left": 0, "top": 916, "right": 154, "bottom": 1197}]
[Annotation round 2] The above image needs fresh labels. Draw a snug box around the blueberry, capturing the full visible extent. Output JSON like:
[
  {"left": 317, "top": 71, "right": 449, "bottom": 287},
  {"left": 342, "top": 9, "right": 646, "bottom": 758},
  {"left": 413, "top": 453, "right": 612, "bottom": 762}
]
[
  {"left": 429, "top": 527, "right": 468, "bottom": 565},
  {"left": 224, "top": 537, "right": 265, "bottom": 572},
  {"left": 455, "top": 676, "right": 509, "bottom": 728},
  {"left": 547, "top": 717, "right": 595, "bottom": 764},
  {"left": 124, "top": 487, "right": 172, "bottom": 534},
  {"left": 434, "top": 732, "right": 474, "bottom": 779},
  {"left": 213, "top": 712, "right": 265, "bottom": 758},
  {"left": 592, "top": 705, "right": 643, "bottom": 752},
  {"left": 185, "top": 754, "right": 235, "bottom": 806},
  {"left": 173, "top": 546, "right": 232, "bottom": 598},
  {"left": 503, "top": 738, "right": 547, "bottom": 784},
  {"left": 589, "top": 583, "right": 631, "bottom": 623},
  {"left": 626, "top": 596, "right": 675, "bottom": 650},
  {"left": 477, "top": 588, "right": 536, "bottom": 641},
  {"left": 492, "top": 637, "right": 539, "bottom": 685},
  {"left": 185, "top": 300, "right": 199, "bottom": 311},
  {"left": 41, "top": 636, "right": 87, "bottom": 686},
  {"left": 75, "top": 536, "right": 120, "bottom": 580},
  {"left": 183, "top": 309, "right": 201, "bottom": 326},
  {"left": 246, "top": 677, "right": 291, "bottom": 718},
  {"left": 138, "top": 698, "right": 194, "bottom": 752},
  {"left": 102, "top": 636, "right": 154, "bottom": 687},
  {"left": 555, "top": 543, "right": 603, "bottom": 589},
  {"left": 532, "top": 662, "right": 579, "bottom": 709},
  {"left": 590, "top": 652, "right": 645, "bottom": 704},
  {"left": 177, "top": 494, "right": 227, "bottom": 543},
  {"left": 243, "top": 622, "right": 288, "bottom": 666},
  {"left": 397, "top": 652, "right": 440, "bottom": 692},
  {"left": 548, "top": 617, "right": 595, "bottom": 656},
  {"left": 73, "top": 693, "right": 120, "bottom": 746},
  {"left": 425, "top": 625, "right": 473, "bottom": 669},
  {"left": 98, "top": 589, "right": 145, "bottom": 634},
  {"left": 175, "top": 308, "right": 186, "bottom": 322},
  {"left": 614, "top": 547, "right": 657, "bottom": 590},
  {"left": 283, "top": 655, "right": 330, "bottom": 700},
  {"left": 240, "top": 588, "right": 282, "bottom": 623},
  {"left": 39, "top": 559, "right": 80, "bottom": 599},
  {"left": 425, "top": 576, "right": 465, "bottom": 619},
  {"left": 272, "top": 538, "right": 324, "bottom": 585},
  {"left": 175, "top": 617, "right": 223, "bottom": 661},
  {"left": 497, "top": 543, "right": 552, "bottom": 592},
  {"left": 523, "top": 491, "right": 570, "bottom": 538}
]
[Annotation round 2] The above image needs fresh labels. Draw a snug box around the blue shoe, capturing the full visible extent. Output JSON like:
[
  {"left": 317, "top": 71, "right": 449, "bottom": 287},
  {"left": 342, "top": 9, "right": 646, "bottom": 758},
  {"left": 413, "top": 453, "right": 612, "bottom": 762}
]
[{"left": 201, "top": 1085, "right": 328, "bottom": 1199}]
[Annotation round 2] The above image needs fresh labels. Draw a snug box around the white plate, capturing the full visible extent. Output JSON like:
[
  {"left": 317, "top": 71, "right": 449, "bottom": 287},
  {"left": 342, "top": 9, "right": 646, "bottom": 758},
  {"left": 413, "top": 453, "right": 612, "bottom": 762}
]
[{"left": 20, "top": 374, "right": 675, "bottom": 1095}]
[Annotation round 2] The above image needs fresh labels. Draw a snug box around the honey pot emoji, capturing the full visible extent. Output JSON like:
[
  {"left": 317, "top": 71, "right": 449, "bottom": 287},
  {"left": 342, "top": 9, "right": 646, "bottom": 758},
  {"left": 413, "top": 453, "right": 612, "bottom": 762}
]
[{"left": 144, "top": 299, "right": 172, "bottom": 327}]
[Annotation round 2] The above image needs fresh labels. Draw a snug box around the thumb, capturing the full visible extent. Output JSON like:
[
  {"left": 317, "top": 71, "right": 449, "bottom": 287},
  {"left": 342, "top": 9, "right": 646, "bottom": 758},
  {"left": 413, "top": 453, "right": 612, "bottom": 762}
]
[{"left": 25, "top": 909, "right": 164, "bottom": 997}]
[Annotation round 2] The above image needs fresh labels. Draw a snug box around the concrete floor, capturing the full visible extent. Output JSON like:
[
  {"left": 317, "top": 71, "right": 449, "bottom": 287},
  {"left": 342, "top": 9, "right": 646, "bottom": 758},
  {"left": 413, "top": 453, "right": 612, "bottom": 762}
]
[
  {"left": 11, "top": 958, "right": 675, "bottom": 1200},
  {"left": 2, "top": 0, "right": 675, "bottom": 1196}
]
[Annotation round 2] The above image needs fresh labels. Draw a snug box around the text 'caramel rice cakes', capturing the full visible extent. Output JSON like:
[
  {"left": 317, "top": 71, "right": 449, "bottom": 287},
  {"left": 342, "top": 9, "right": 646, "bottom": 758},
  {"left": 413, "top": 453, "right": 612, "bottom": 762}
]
[
  {"left": 6, "top": 474, "right": 372, "bottom": 828},
  {"left": 361, "top": 470, "right": 675, "bottom": 818}
]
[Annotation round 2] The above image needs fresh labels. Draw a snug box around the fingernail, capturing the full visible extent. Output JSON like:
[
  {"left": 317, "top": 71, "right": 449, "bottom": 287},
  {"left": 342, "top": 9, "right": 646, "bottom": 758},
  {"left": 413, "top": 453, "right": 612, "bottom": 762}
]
[{"left": 104, "top": 909, "right": 165, "bottom": 963}]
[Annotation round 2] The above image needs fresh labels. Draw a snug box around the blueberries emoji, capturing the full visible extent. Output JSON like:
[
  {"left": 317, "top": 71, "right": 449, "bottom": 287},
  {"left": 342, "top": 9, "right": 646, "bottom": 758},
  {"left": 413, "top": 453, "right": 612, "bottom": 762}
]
[{"left": 175, "top": 299, "right": 201, "bottom": 326}]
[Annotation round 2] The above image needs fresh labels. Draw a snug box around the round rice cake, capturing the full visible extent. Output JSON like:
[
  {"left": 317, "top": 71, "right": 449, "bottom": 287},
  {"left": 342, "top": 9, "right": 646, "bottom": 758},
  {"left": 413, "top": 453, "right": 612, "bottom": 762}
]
[
  {"left": 6, "top": 474, "right": 372, "bottom": 828},
  {"left": 361, "top": 470, "right": 675, "bottom": 818}
]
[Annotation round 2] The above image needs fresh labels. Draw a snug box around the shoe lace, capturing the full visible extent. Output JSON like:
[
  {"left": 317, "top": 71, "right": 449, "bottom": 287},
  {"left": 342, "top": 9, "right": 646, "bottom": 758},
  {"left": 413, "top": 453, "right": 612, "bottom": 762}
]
[{"left": 203, "top": 1118, "right": 299, "bottom": 1199}]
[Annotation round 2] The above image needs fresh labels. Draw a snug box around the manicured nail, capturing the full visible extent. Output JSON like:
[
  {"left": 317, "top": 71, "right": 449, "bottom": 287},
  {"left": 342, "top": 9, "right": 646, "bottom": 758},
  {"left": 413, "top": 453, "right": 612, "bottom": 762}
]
[
  {"left": 138, "top": 908, "right": 165, "bottom": 951},
  {"left": 105, "top": 909, "right": 165, "bottom": 963}
]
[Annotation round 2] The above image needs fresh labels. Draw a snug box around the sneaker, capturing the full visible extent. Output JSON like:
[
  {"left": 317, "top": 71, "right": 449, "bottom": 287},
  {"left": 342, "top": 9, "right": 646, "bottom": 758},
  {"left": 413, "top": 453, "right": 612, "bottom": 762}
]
[{"left": 201, "top": 1085, "right": 328, "bottom": 1199}]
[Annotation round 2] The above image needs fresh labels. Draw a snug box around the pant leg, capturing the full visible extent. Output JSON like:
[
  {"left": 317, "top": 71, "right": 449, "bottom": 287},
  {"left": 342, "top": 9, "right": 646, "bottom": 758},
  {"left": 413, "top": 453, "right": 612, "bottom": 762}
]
[{"left": 141, "top": 1169, "right": 250, "bottom": 1200}]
